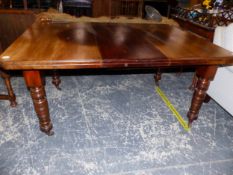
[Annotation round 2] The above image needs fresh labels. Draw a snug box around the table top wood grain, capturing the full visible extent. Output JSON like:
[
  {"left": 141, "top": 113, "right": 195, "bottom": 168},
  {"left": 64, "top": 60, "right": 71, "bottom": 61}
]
[{"left": 1, "top": 22, "right": 233, "bottom": 70}]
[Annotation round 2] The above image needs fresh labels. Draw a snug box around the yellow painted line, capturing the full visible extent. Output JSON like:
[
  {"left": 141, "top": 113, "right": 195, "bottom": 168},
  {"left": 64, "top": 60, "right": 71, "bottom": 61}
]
[{"left": 155, "top": 86, "right": 190, "bottom": 131}]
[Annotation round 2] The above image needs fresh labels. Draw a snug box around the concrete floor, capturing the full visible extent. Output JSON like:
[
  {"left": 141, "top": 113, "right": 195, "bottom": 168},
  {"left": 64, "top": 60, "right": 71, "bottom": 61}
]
[{"left": 0, "top": 72, "right": 233, "bottom": 175}]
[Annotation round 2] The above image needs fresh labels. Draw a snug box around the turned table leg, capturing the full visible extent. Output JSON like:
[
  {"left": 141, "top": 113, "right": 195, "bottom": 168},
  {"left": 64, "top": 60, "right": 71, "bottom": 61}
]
[
  {"left": 187, "top": 66, "right": 217, "bottom": 126},
  {"left": 1, "top": 71, "right": 17, "bottom": 107},
  {"left": 52, "top": 70, "right": 61, "bottom": 90},
  {"left": 23, "top": 71, "right": 54, "bottom": 135},
  {"left": 189, "top": 74, "right": 198, "bottom": 91},
  {"left": 154, "top": 68, "right": 161, "bottom": 86}
]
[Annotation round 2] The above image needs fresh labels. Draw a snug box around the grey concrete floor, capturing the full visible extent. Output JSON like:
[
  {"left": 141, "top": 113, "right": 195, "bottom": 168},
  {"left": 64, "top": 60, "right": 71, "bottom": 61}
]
[{"left": 0, "top": 72, "right": 233, "bottom": 175}]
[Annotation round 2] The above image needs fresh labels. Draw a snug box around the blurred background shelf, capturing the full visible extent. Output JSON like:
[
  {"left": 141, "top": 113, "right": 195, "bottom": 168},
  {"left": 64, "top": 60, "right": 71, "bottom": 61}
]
[
  {"left": 171, "top": 4, "right": 233, "bottom": 41},
  {"left": 0, "top": 0, "right": 178, "bottom": 18}
]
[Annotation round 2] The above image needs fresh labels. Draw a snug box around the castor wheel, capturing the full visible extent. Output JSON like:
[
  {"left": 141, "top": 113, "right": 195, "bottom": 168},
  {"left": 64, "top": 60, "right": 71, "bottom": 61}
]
[
  {"left": 40, "top": 125, "right": 54, "bottom": 136},
  {"left": 10, "top": 100, "right": 17, "bottom": 107},
  {"left": 41, "top": 129, "right": 54, "bottom": 136},
  {"left": 46, "top": 130, "right": 55, "bottom": 136}
]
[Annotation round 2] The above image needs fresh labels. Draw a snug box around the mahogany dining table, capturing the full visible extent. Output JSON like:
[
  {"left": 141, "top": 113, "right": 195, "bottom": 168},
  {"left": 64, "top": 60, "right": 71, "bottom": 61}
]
[{"left": 1, "top": 20, "right": 233, "bottom": 135}]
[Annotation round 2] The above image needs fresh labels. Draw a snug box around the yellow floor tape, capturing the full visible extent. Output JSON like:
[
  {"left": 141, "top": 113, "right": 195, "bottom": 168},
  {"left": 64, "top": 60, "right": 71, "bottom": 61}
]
[{"left": 155, "top": 86, "right": 190, "bottom": 131}]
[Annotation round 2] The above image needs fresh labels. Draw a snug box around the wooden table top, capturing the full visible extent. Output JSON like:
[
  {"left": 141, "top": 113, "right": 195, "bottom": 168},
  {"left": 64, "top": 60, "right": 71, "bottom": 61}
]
[{"left": 1, "top": 22, "right": 233, "bottom": 70}]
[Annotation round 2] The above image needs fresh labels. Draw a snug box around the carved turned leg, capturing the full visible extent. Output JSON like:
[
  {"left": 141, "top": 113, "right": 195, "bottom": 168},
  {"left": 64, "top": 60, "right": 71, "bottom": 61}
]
[
  {"left": 52, "top": 70, "right": 61, "bottom": 90},
  {"left": 187, "top": 77, "right": 210, "bottom": 125},
  {"left": 188, "top": 73, "right": 212, "bottom": 104},
  {"left": 176, "top": 67, "right": 183, "bottom": 76},
  {"left": 154, "top": 68, "right": 161, "bottom": 86},
  {"left": 187, "top": 66, "right": 217, "bottom": 126},
  {"left": 23, "top": 71, "right": 54, "bottom": 135},
  {"left": 189, "top": 74, "right": 198, "bottom": 91},
  {"left": 0, "top": 71, "right": 17, "bottom": 107}
]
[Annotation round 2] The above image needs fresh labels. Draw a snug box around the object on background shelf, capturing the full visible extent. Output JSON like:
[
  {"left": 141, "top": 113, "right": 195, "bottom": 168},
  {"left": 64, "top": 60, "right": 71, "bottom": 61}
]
[
  {"left": 172, "top": 3, "right": 233, "bottom": 28},
  {"left": 145, "top": 5, "right": 162, "bottom": 22},
  {"left": 202, "top": 0, "right": 213, "bottom": 9},
  {"left": 213, "top": 0, "right": 224, "bottom": 8},
  {"left": 62, "top": 0, "right": 92, "bottom": 17},
  {"left": 202, "top": 0, "right": 232, "bottom": 10},
  {"left": 187, "top": 10, "right": 198, "bottom": 19}
]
